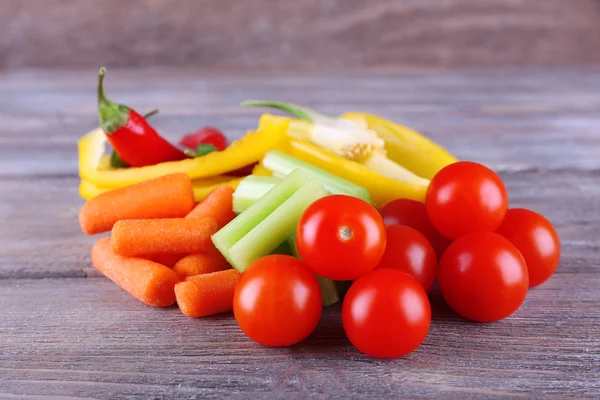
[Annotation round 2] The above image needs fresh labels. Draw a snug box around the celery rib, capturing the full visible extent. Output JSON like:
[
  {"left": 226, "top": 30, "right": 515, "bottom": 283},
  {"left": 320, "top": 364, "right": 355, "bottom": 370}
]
[
  {"left": 228, "top": 179, "right": 328, "bottom": 271},
  {"left": 263, "top": 150, "right": 371, "bottom": 203},
  {"left": 232, "top": 175, "right": 281, "bottom": 214}
]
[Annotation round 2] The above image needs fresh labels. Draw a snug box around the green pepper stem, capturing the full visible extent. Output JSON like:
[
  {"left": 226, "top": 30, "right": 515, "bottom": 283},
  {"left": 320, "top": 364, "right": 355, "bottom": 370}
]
[
  {"left": 241, "top": 100, "right": 336, "bottom": 123},
  {"left": 97, "top": 67, "right": 131, "bottom": 134}
]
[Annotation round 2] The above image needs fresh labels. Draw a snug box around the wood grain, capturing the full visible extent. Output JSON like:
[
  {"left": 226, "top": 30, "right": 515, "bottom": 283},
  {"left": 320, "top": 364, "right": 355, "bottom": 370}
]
[
  {"left": 0, "top": 68, "right": 599, "bottom": 398},
  {"left": 1, "top": 0, "right": 600, "bottom": 69}
]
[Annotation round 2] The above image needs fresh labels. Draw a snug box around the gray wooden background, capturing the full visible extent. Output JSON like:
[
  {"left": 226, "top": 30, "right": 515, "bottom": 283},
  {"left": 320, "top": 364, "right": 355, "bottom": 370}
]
[{"left": 2, "top": 0, "right": 600, "bottom": 70}]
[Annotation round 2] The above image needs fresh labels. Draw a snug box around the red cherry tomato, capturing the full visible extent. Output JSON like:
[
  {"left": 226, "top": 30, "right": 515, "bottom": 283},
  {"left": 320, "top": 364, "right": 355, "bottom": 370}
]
[
  {"left": 439, "top": 232, "right": 528, "bottom": 322},
  {"left": 297, "top": 195, "right": 386, "bottom": 280},
  {"left": 342, "top": 269, "right": 431, "bottom": 359},
  {"left": 179, "top": 126, "right": 228, "bottom": 151},
  {"left": 426, "top": 161, "right": 509, "bottom": 239},
  {"left": 375, "top": 225, "right": 437, "bottom": 292},
  {"left": 496, "top": 208, "right": 561, "bottom": 287},
  {"left": 379, "top": 199, "right": 450, "bottom": 259},
  {"left": 233, "top": 255, "right": 322, "bottom": 346}
]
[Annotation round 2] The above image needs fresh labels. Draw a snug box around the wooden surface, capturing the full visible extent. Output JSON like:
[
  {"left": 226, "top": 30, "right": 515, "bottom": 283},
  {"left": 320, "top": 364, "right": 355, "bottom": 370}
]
[
  {"left": 2, "top": 0, "right": 600, "bottom": 69},
  {"left": 1, "top": 68, "right": 600, "bottom": 398}
]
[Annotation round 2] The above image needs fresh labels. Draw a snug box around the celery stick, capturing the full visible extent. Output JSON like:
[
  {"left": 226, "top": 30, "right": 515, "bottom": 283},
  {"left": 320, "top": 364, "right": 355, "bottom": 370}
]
[
  {"left": 212, "top": 169, "right": 310, "bottom": 263},
  {"left": 316, "top": 275, "right": 340, "bottom": 306},
  {"left": 232, "top": 175, "right": 281, "bottom": 214},
  {"left": 263, "top": 150, "right": 371, "bottom": 203},
  {"left": 287, "top": 235, "right": 339, "bottom": 306},
  {"left": 228, "top": 179, "right": 328, "bottom": 271}
]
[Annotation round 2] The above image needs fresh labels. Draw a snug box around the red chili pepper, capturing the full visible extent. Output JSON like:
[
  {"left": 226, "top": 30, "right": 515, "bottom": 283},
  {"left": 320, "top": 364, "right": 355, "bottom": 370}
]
[
  {"left": 97, "top": 68, "right": 188, "bottom": 168},
  {"left": 179, "top": 127, "right": 229, "bottom": 152}
]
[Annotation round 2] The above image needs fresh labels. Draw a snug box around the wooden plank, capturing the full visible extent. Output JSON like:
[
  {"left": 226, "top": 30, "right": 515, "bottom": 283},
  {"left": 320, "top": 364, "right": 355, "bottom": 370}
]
[
  {"left": 1, "top": 0, "right": 600, "bottom": 69},
  {"left": 1, "top": 69, "right": 600, "bottom": 177},
  {"left": 0, "top": 277, "right": 598, "bottom": 398}
]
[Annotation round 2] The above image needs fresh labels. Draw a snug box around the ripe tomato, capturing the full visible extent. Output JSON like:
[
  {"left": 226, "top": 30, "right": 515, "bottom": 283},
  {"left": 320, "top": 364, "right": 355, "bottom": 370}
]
[
  {"left": 439, "top": 232, "right": 528, "bottom": 322},
  {"left": 426, "top": 161, "right": 508, "bottom": 239},
  {"left": 179, "top": 126, "right": 228, "bottom": 151},
  {"left": 297, "top": 195, "right": 386, "bottom": 280},
  {"left": 233, "top": 255, "right": 322, "bottom": 346},
  {"left": 342, "top": 269, "right": 431, "bottom": 359},
  {"left": 375, "top": 225, "right": 437, "bottom": 292},
  {"left": 496, "top": 208, "right": 561, "bottom": 287},
  {"left": 379, "top": 199, "right": 450, "bottom": 258}
]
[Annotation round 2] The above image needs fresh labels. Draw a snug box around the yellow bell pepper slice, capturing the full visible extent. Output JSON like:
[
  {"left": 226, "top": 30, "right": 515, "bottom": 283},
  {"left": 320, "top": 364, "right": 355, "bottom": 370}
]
[
  {"left": 79, "top": 175, "right": 243, "bottom": 201},
  {"left": 275, "top": 139, "right": 427, "bottom": 206},
  {"left": 343, "top": 112, "right": 457, "bottom": 180},
  {"left": 79, "top": 116, "right": 289, "bottom": 188}
]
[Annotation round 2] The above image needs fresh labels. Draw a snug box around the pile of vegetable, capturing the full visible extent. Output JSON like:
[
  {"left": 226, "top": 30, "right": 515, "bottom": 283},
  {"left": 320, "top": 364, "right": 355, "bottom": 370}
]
[{"left": 78, "top": 68, "right": 561, "bottom": 359}]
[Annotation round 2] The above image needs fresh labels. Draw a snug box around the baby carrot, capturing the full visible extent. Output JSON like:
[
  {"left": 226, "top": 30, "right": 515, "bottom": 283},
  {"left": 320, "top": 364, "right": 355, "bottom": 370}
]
[
  {"left": 79, "top": 173, "right": 195, "bottom": 235},
  {"left": 111, "top": 217, "right": 218, "bottom": 257},
  {"left": 91, "top": 238, "right": 181, "bottom": 307},
  {"left": 175, "top": 269, "right": 241, "bottom": 317},
  {"left": 149, "top": 253, "right": 186, "bottom": 268},
  {"left": 186, "top": 185, "right": 236, "bottom": 229},
  {"left": 173, "top": 249, "right": 231, "bottom": 279}
]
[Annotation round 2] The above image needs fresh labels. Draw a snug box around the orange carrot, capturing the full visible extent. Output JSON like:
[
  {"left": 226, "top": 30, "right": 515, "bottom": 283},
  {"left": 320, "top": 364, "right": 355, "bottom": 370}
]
[
  {"left": 149, "top": 253, "right": 186, "bottom": 268},
  {"left": 91, "top": 238, "right": 181, "bottom": 307},
  {"left": 173, "top": 249, "right": 231, "bottom": 279},
  {"left": 111, "top": 217, "right": 218, "bottom": 257},
  {"left": 175, "top": 269, "right": 240, "bottom": 317},
  {"left": 186, "top": 185, "right": 236, "bottom": 228},
  {"left": 79, "top": 173, "right": 195, "bottom": 235}
]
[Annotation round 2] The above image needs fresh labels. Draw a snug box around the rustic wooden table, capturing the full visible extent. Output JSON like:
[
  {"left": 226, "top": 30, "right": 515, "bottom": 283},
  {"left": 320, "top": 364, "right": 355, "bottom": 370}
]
[{"left": 1, "top": 68, "right": 599, "bottom": 399}]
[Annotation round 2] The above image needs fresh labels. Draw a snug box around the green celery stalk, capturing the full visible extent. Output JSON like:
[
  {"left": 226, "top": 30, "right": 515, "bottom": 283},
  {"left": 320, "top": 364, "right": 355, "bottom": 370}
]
[
  {"left": 232, "top": 175, "right": 281, "bottom": 214},
  {"left": 227, "top": 179, "right": 328, "bottom": 271},
  {"left": 287, "top": 235, "right": 339, "bottom": 306},
  {"left": 263, "top": 150, "right": 372, "bottom": 203},
  {"left": 212, "top": 169, "right": 310, "bottom": 264}
]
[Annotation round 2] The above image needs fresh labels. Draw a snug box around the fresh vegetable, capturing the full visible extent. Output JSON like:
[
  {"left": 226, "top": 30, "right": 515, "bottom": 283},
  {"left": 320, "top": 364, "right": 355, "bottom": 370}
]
[
  {"left": 342, "top": 269, "right": 431, "bottom": 359},
  {"left": 175, "top": 269, "right": 240, "bottom": 318},
  {"left": 232, "top": 175, "right": 281, "bottom": 214},
  {"left": 79, "top": 173, "right": 195, "bottom": 235},
  {"left": 233, "top": 255, "right": 322, "bottom": 346},
  {"left": 213, "top": 170, "right": 328, "bottom": 272},
  {"left": 296, "top": 195, "right": 386, "bottom": 280},
  {"left": 180, "top": 126, "right": 228, "bottom": 151},
  {"left": 243, "top": 101, "right": 430, "bottom": 185},
  {"left": 260, "top": 114, "right": 428, "bottom": 205},
  {"left": 97, "top": 68, "right": 188, "bottom": 167},
  {"left": 173, "top": 251, "right": 231, "bottom": 279},
  {"left": 262, "top": 150, "right": 371, "bottom": 202},
  {"left": 379, "top": 199, "right": 450, "bottom": 259},
  {"left": 375, "top": 225, "right": 437, "bottom": 292},
  {"left": 149, "top": 253, "right": 185, "bottom": 268},
  {"left": 78, "top": 115, "right": 289, "bottom": 189},
  {"left": 426, "top": 161, "right": 508, "bottom": 239},
  {"left": 109, "top": 109, "right": 160, "bottom": 169},
  {"left": 111, "top": 218, "right": 218, "bottom": 257},
  {"left": 79, "top": 175, "right": 243, "bottom": 203},
  {"left": 496, "top": 208, "right": 561, "bottom": 287},
  {"left": 186, "top": 185, "right": 236, "bottom": 228},
  {"left": 439, "top": 232, "right": 528, "bottom": 322},
  {"left": 91, "top": 238, "right": 181, "bottom": 307}
]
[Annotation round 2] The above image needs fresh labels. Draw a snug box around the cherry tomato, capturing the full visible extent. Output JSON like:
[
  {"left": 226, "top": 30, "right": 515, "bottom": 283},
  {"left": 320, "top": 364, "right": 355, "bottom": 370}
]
[
  {"left": 496, "top": 208, "right": 560, "bottom": 287},
  {"left": 375, "top": 225, "right": 437, "bottom": 292},
  {"left": 426, "top": 161, "right": 509, "bottom": 239},
  {"left": 233, "top": 255, "right": 322, "bottom": 346},
  {"left": 342, "top": 269, "right": 431, "bottom": 359},
  {"left": 297, "top": 195, "right": 386, "bottom": 280},
  {"left": 179, "top": 126, "right": 228, "bottom": 151},
  {"left": 379, "top": 199, "right": 450, "bottom": 259},
  {"left": 439, "top": 232, "right": 528, "bottom": 322}
]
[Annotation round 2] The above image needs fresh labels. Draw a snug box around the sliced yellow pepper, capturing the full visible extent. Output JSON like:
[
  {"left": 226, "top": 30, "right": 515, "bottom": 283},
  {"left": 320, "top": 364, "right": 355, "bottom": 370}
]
[
  {"left": 342, "top": 112, "right": 457, "bottom": 180},
  {"left": 79, "top": 116, "right": 289, "bottom": 188},
  {"left": 275, "top": 138, "right": 426, "bottom": 205},
  {"left": 79, "top": 175, "right": 243, "bottom": 201}
]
